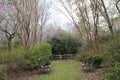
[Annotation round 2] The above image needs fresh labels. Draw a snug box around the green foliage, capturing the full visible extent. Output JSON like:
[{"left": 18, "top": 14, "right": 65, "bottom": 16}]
[
  {"left": 103, "top": 62, "right": 120, "bottom": 80},
  {"left": 99, "top": 35, "right": 120, "bottom": 67},
  {"left": 0, "top": 49, "right": 24, "bottom": 69},
  {"left": 0, "top": 67, "right": 2, "bottom": 73},
  {"left": 76, "top": 45, "right": 103, "bottom": 67},
  {"left": 18, "top": 41, "right": 52, "bottom": 71},
  {"left": 0, "top": 46, "right": 6, "bottom": 52},
  {"left": 48, "top": 33, "right": 81, "bottom": 55},
  {"left": 32, "top": 41, "right": 52, "bottom": 59},
  {"left": 0, "top": 67, "right": 8, "bottom": 80},
  {"left": 18, "top": 58, "right": 39, "bottom": 71},
  {"left": 99, "top": 35, "right": 120, "bottom": 80},
  {"left": 0, "top": 41, "right": 52, "bottom": 71},
  {"left": 32, "top": 41, "right": 52, "bottom": 64},
  {"left": 93, "top": 55, "right": 103, "bottom": 67},
  {"left": 80, "top": 55, "right": 103, "bottom": 68},
  {"left": 18, "top": 50, "right": 39, "bottom": 71},
  {"left": 0, "top": 75, "right": 8, "bottom": 80},
  {"left": 75, "top": 45, "right": 91, "bottom": 61}
]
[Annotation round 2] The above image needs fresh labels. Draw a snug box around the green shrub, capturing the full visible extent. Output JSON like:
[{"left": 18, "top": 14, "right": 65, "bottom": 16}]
[
  {"left": 75, "top": 45, "right": 91, "bottom": 61},
  {"left": 0, "top": 75, "right": 8, "bottom": 80},
  {"left": 0, "top": 49, "right": 24, "bottom": 70},
  {"left": 48, "top": 33, "right": 81, "bottom": 55},
  {"left": 103, "top": 62, "right": 120, "bottom": 80},
  {"left": 0, "top": 41, "right": 52, "bottom": 71},
  {"left": 16, "top": 50, "right": 38, "bottom": 71},
  {"left": 18, "top": 41, "right": 52, "bottom": 71},
  {"left": 100, "top": 35, "right": 120, "bottom": 66},
  {"left": 32, "top": 41, "right": 52, "bottom": 64},
  {"left": 79, "top": 54, "right": 103, "bottom": 67},
  {"left": 99, "top": 35, "right": 120, "bottom": 80},
  {"left": 0, "top": 67, "right": 8, "bottom": 80},
  {"left": 93, "top": 55, "right": 103, "bottom": 67},
  {"left": 18, "top": 59, "right": 39, "bottom": 71}
]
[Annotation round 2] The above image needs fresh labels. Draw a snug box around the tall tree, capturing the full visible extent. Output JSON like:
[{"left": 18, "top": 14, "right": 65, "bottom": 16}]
[
  {"left": 56, "top": 0, "right": 100, "bottom": 52},
  {"left": 90, "top": 0, "right": 99, "bottom": 52},
  {"left": 12, "top": 0, "right": 39, "bottom": 48},
  {"left": 38, "top": 1, "right": 50, "bottom": 41},
  {"left": 0, "top": 3, "right": 19, "bottom": 50},
  {"left": 116, "top": 0, "right": 120, "bottom": 14},
  {"left": 53, "top": 0, "right": 81, "bottom": 35},
  {"left": 98, "top": 0, "right": 114, "bottom": 34}
]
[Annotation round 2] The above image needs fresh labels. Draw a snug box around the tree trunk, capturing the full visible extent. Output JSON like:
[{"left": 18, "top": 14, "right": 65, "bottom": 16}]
[
  {"left": 93, "top": 28, "right": 99, "bottom": 53},
  {"left": 99, "top": 0, "right": 114, "bottom": 35},
  {"left": 116, "top": 0, "right": 120, "bottom": 14},
  {"left": 8, "top": 38, "right": 12, "bottom": 51},
  {"left": 40, "top": 26, "right": 43, "bottom": 41}
]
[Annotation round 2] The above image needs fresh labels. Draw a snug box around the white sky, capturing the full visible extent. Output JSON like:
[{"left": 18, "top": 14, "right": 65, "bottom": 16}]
[
  {"left": 40, "top": 0, "right": 117, "bottom": 31},
  {"left": 41, "top": 0, "right": 71, "bottom": 30}
]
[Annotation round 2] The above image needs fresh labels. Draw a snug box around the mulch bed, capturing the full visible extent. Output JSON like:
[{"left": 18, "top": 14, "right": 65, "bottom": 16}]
[
  {"left": 87, "top": 68, "right": 105, "bottom": 80},
  {"left": 7, "top": 68, "right": 52, "bottom": 80},
  {"left": 10, "top": 71, "right": 38, "bottom": 80},
  {"left": 2, "top": 68, "right": 41, "bottom": 80},
  {"left": 81, "top": 66, "right": 105, "bottom": 80}
]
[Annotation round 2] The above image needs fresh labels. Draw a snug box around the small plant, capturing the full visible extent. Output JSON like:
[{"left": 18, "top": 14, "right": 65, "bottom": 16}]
[
  {"left": 18, "top": 58, "right": 39, "bottom": 71},
  {"left": 0, "top": 75, "right": 8, "bottom": 80},
  {"left": 0, "top": 67, "right": 8, "bottom": 80},
  {"left": 105, "top": 62, "right": 120, "bottom": 80},
  {"left": 93, "top": 55, "right": 103, "bottom": 67}
]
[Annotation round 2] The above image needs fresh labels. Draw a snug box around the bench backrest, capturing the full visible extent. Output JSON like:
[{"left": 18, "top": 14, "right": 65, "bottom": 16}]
[{"left": 86, "top": 56, "right": 94, "bottom": 65}]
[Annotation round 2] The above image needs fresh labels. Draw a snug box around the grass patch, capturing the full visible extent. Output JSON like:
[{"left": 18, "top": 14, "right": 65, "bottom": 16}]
[{"left": 34, "top": 60, "right": 88, "bottom": 80}]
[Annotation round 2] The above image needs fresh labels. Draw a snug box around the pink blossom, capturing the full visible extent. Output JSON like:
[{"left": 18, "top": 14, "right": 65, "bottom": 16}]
[{"left": 0, "top": 4, "right": 6, "bottom": 13}]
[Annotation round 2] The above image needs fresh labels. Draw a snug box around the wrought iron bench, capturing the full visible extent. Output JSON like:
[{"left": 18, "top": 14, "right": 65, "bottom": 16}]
[{"left": 82, "top": 56, "right": 94, "bottom": 70}]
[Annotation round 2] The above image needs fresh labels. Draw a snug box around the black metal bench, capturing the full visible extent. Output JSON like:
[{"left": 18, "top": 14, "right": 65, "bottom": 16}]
[
  {"left": 40, "top": 64, "right": 51, "bottom": 72},
  {"left": 82, "top": 56, "right": 94, "bottom": 70},
  {"left": 38, "top": 59, "right": 51, "bottom": 73}
]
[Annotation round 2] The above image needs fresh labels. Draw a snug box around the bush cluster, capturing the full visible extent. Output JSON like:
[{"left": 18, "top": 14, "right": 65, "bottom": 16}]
[
  {"left": 0, "top": 41, "right": 52, "bottom": 71},
  {"left": 93, "top": 55, "right": 103, "bottom": 67},
  {"left": 84, "top": 55, "right": 103, "bottom": 67},
  {"left": 0, "top": 67, "right": 8, "bottom": 80},
  {"left": 48, "top": 34, "right": 81, "bottom": 55},
  {"left": 19, "top": 41, "right": 52, "bottom": 71},
  {"left": 99, "top": 35, "right": 120, "bottom": 80}
]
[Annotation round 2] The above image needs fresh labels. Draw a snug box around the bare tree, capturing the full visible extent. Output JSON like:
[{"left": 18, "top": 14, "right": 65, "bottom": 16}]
[
  {"left": 53, "top": 0, "right": 82, "bottom": 35},
  {"left": 38, "top": 1, "right": 50, "bottom": 41},
  {"left": 90, "top": 0, "right": 99, "bottom": 52},
  {"left": 98, "top": 0, "right": 114, "bottom": 34},
  {"left": 0, "top": 4, "right": 19, "bottom": 50},
  {"left": 56, "top": 0, "right": 100, "bottom": 52},
  {"left": 116, "top": 0, "right": 120, "bottom": 14},
  {"left": 75, "top": 0, "right": 100, "bottom": 52},
  {"left": 12, "top": 0, "right": 39, "bottom": 48}
]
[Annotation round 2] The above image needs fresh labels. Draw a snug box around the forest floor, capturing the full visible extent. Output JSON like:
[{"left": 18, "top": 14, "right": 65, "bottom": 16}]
[{"left": 6, "top": 60, "right": 104, "bottom": 80}]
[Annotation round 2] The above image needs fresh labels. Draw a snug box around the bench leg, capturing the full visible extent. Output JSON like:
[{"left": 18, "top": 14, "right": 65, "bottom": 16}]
[{"left": 82, "top": 65, "right": 85, "bottom": 71}]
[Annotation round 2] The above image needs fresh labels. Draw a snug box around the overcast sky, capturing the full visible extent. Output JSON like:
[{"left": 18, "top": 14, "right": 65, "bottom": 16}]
[
  {"left": 40, "top": 0, "right": 71, "bottom": 30},
  {"left": 40, "top": 0, "right": 116, "bottom": 31}
]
